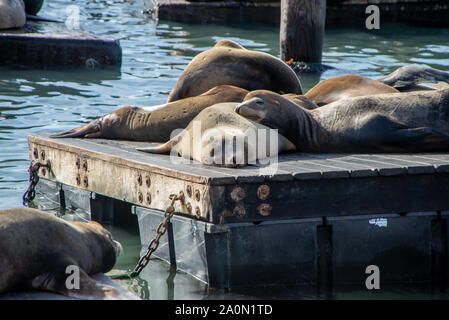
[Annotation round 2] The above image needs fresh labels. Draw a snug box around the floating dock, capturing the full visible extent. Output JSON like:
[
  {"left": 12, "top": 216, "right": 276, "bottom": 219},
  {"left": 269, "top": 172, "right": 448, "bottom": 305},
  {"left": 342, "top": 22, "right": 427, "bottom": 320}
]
[
  {"left": 0, "top": 21, "right": 121, "bottom": 68},
  {"left": 28, "top": 134, "right": 449, "bottom": 288},
  {"left": 157, "top": 0, "right": 449, "bottom": 27}
]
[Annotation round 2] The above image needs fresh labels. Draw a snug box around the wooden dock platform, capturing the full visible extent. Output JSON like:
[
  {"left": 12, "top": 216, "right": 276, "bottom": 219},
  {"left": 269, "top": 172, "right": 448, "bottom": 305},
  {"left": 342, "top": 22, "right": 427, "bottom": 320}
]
[
  {"left": 28, "top": 134, "right": 449, "bottom": 288},
  {"left": 157, "top": 0, "right": 449, "bottom": 27}
]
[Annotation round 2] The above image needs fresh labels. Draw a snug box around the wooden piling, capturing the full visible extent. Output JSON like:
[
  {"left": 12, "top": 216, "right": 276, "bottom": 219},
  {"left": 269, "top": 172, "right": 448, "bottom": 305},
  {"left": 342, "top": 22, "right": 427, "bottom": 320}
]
[{"left": 280, "top": 0, "right": 326, "bottom": 63}]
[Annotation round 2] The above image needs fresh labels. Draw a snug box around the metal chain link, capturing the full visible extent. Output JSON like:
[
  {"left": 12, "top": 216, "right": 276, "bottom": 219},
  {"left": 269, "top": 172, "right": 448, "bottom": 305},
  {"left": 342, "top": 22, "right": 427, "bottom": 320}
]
[
  {"left": 130, "top": 191, "right": 184, "bottom": 277},
  {"left": 22, "top": 161, "right": 51, "bottom": 206}
]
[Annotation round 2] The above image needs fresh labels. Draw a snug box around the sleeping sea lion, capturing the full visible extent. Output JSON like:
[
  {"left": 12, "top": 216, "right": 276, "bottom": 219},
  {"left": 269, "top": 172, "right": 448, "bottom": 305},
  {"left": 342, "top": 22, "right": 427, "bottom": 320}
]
[
  {"left": 167, "top": 39, "right": 302, "bottom": 102},
  {"left": 235, "top": 89, "right": 449, "bottom": 153},
  {"left": 50, "top": 85, "right": 249, "bottom": 142},
  {"left": 0, "top": 0, "right": 26, "bottom": 29},
  {"left": 0, "top": 208, "right": 123, "bottom": 299},
  {"left": 304, "top": 74, "right": 399, "bottom": 107},
  {"left": 379, "top": 65, "right": 449, "bottom": 90},
  {"left": 137, "top": 102, "right": 296, "bottom": 167},
  {"left": 303, "top": 66, "right": 449, "bottom": 107}
]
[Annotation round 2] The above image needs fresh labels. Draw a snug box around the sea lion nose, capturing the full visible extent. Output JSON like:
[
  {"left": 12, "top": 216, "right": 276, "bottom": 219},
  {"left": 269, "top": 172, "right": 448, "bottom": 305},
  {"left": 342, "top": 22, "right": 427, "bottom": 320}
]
[{"left": 235, "top": 104, "right": 241, "bottom": 113}]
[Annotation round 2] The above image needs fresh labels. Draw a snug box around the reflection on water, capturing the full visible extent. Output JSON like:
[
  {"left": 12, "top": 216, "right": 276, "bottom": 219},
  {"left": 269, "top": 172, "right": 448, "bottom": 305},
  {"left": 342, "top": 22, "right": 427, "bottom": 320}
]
[{"left": 1, "top": 0, "right": 449, "bottom": 300}]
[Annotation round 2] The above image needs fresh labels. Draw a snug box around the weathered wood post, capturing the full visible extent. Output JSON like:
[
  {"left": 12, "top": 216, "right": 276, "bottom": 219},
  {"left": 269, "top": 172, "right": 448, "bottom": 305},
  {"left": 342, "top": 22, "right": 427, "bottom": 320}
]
[{"left": 280, "top": 0, "right": 326, "bottom": 63}]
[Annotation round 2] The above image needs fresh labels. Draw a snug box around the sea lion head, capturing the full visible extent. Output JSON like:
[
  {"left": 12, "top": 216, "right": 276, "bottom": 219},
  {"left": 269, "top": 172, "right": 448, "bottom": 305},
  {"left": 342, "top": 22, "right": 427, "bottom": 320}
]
[
  {"left": 70, "top": 220, "right": 123, "bottom": 273},
  {"left": 200, "top": 126, "right": 251, "bottom": 168},
  {"left": 235, "top": 90, "right": 303, "bottom": 141},
  {"left": 235, "top": 90, "right": 287, "bottom": 126}
]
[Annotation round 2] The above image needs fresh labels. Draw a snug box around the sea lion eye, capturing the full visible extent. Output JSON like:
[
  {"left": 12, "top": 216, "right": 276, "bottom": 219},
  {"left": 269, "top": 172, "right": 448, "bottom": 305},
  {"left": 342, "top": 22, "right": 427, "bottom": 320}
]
[{"left": 255, "top": 99, "right": 264, "bottom": 106}]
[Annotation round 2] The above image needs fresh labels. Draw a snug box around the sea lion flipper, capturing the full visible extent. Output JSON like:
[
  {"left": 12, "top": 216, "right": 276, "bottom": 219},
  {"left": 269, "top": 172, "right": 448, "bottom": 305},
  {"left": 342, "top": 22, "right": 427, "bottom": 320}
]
[
  {"left": 136, "top": 141, "right": 173, "bottom": 154},
  {"left": 50, "top": 120, "right": 101, "bottom": 139},
  {"left": 380, "top": 66, "right": 449, "bottom": 88},
  {"left": 32, "top": 265, "right": 121, "bottom": 300},
  {"left": 387, "top": 127, "right": 449, "bottom": 151}
]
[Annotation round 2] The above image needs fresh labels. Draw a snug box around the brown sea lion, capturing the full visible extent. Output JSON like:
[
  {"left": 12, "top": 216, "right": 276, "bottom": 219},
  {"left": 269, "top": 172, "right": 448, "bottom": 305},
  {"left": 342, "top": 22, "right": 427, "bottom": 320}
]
[
  {"left": 304, "top": 74, "right": 399, "bottom": 107},
  {"left": 0, "top": 208, "right": 123, "bottom": 299},
  {"left": 137, "top": 102, "right": 296, "bottom": 167},
  {"left": 235, "top": 89, "right": 449, "bottom": 153},
  {"left": 51, "top": 85, "right": 249, "bottom": 142},
  {"left": 379, "top": 65, "right": 449, "bottom": 90},
  {"left": 303, "top": 66, "right": 449, "bottom": 107},
  {"left": 0, "top": 0, "right": 26, "bottom": 29},
  {"left": 167, "top": 39, "right": 302, "bottom": 102}
]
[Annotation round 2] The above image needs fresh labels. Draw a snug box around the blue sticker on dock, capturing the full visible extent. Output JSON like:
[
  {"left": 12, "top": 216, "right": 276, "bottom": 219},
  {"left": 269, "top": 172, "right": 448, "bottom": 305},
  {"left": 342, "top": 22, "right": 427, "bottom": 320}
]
[{"left": 369, "top": 218, "right": 388, "bottom": 228}]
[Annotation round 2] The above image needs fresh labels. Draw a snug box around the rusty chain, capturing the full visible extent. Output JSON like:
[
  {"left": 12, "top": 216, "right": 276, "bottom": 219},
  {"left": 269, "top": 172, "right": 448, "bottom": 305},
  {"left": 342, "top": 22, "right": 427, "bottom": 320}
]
[
  {"left": 125, "top": 191, "right": 184, "bottom": 278},
  {"left": 22, "top": 161, "right": 51, "bottom": 206},
  {"left": 22, "top": 158, "right": 183, "bottom": 279}
]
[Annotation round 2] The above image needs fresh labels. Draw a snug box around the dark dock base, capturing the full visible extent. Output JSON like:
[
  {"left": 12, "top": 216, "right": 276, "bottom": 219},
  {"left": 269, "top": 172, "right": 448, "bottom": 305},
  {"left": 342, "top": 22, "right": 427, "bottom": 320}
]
[
  {"left": 35, "top": 178, "right": 449, "bottom": 289},
  {"left": 157, "top": 0, "right": 449, "bottom": 27},
  {"left": 28, "top": 134, "right": 449, "bottom": 288},
  {"left": 137, "top": 207, "right": 449, "bottom": 289},
  {"left": 0, "top": 21, "right": 121, "bottom": 68}
]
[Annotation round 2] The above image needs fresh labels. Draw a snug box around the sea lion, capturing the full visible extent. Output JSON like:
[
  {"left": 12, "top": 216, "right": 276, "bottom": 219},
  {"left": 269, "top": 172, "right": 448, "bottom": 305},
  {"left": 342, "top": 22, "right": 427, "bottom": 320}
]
[
  {"left": 167, "top": 39, "right": 302, "bottom": 102},
  {"left": 137, "top": 102, "right": 296, "bottom": 167},
  {"left": 50, "top": 85, "right": 249, "bottom": 142},
  {"left": 379, "top": 65, "right": 449, "bottom": 90},
  {"left": 0, "top": 0, "right": 26, "bottom": 29},
  {"left": 303, "top": 66, "right": 449, "bottom": 107},
  {"left": 235, "top": 89, "right": 449, "bottom": 153},
  {"left": 304, "top": 74, "right": 399, "bottom": 107},
  {"left": 0, "top": 208, "right": 123, "bottom": 299}
]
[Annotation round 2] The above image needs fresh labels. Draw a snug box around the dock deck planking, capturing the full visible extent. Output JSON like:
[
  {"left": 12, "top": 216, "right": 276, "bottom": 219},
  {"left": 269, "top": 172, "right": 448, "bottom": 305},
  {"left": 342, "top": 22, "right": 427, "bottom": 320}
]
[{"left": 28, "top": 134, "right": 449, "bottom": 224}]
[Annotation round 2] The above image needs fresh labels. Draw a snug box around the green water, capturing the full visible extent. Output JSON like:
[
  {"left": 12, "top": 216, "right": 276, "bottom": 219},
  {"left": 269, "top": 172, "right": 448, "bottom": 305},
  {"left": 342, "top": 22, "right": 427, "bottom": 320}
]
[{"left": 1, "top": 0, "right": 449, "bottom": 299}]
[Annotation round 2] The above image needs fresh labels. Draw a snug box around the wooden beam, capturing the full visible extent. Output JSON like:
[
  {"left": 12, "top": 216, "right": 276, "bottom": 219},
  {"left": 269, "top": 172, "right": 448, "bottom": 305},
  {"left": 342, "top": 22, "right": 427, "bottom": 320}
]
[{"left": 280, "top": 0, "right": 326, "bottom": 63}]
